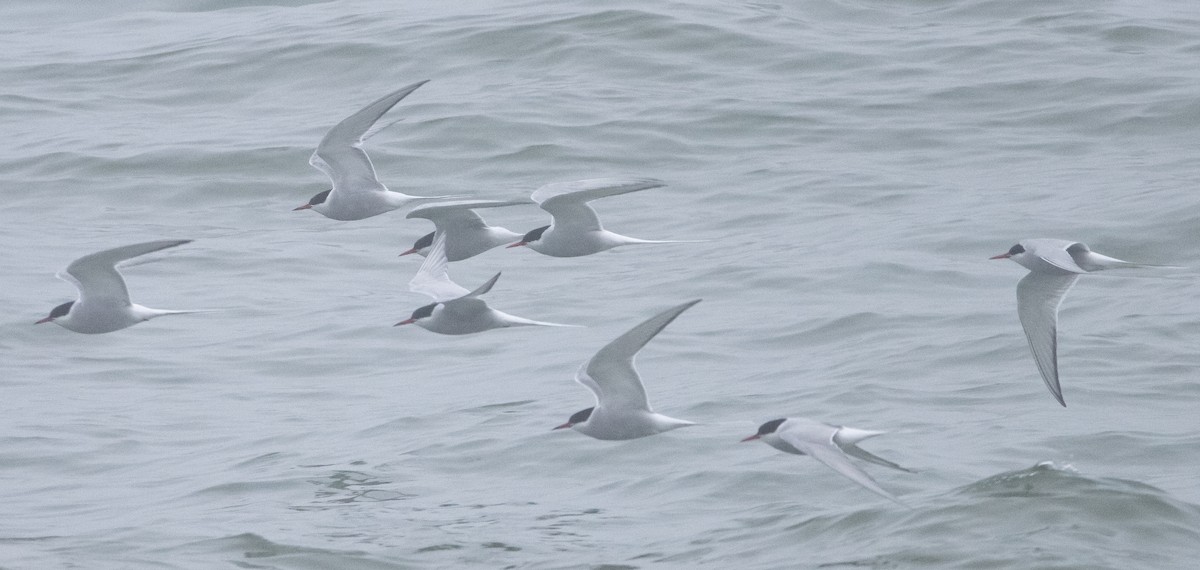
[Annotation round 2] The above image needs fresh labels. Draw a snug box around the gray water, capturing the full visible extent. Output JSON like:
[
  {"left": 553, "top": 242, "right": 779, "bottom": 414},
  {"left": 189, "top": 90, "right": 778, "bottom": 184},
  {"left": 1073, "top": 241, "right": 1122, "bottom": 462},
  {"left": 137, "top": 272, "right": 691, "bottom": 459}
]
[{"left": 3, "top": 0, "right": 1200, "bottom": 568}]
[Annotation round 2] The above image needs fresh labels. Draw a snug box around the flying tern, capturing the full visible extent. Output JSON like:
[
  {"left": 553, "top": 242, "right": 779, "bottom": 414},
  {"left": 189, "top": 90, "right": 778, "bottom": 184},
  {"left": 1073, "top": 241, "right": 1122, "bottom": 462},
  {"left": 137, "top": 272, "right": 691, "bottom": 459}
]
[
  {"left": 294, "top": 80, "right": 458, "bottom": 220},
  {"left": 508, "top": 178, "right": 699, "bottom": 257},
  {"left": 553, "top": 300, "right": 700, "bottom": 440},
  {"left": 401, "top": 199, "right": 530, "bottom": 261},
  {"left": 395, "top": 231, "right": 576, "bottom": 334},
  {"left": 991, "top": 238, "right": 1162, "bottom": 406},
  {"left": 742, "top": 417, "right": 912, "bottom": 505},
  {"left": 36, "top": 239, "right": 209, "bottom": 334}
]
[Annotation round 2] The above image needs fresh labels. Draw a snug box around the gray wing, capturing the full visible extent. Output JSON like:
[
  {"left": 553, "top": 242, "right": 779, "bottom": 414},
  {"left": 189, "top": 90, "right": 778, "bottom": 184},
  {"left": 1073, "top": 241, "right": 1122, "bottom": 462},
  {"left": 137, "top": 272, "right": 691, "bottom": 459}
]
[
  {"left": 532, "top": 178, "right": 665, "bottom": 233},
  {"left": 778, "top": 422, "right": 904, "bottom": 505},
  {"left": 440, "top": 296, "right": 490, "bottom": 319},
  {"left": 408, "top": 231, "right": 469, "bottom": 302},
  {"left": 309, "top": 80, "right": 429, "bottom": 193},
  {"left": 1026, "top": 240, "right": 1088, "bottom": 273},
  {"left": 464, "top": 272, "right": 501, "bottom": 299},
  {"left": 406, "top": 199, "right": 531, "bottom": 232},
  {"left": 60, "top": 239, "right": 191, "bottom": 305},
  {"left": 1016, "top": 271, "right": 1080, "bottom": 406},
  {"left": 833, "top": 427, "right": 915, "bottom": 473},
  {"left": 581, "top": 299, "right": 700, "bottom": 412}
]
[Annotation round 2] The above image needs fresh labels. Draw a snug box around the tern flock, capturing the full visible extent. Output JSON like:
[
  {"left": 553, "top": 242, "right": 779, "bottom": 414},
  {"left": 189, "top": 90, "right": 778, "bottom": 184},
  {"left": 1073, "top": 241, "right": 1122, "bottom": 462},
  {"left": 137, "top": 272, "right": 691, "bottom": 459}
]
[{"left": 35, "top": 80, "right": 1172, "bottom": 505}]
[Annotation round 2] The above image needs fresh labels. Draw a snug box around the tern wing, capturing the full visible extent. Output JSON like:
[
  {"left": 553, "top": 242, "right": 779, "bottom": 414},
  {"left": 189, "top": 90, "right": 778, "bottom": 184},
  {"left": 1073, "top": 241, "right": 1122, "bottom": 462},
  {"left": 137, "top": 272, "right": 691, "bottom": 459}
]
[
  {"left": 580, "top": 299, "right": 700, "bottom": 412},
  {"left": 464, "top": 272, "right": 501, "bottom": 299},
  {"left": 408, "top": 231, "right": 469, "bottom": 302},
  {"left": 833, "top": 427, "right": 915, "bottom": 473},
  {"left": 440, "top": 296, "right": 489, "bottom": 319},
  {"left": 407, "top": 199, "right": 531, "bottom": 232},
  {"left": 61, "top": 239, "right": 191, "bottom": 305},
  {"left": 309, "top": 80, "right": 429, "bottom": 193},
  {"left": 778, "top": 421, "right": 903, "bottom": 505},
  {"left": 1016, "top": 271, "right": 1080, "bottom": 406},
  {"left": 531, "top": 178, "right": 666, "bottom": 233},
  {"left": 1028, "top": 240, "right": 1089, "bottom": 273}
]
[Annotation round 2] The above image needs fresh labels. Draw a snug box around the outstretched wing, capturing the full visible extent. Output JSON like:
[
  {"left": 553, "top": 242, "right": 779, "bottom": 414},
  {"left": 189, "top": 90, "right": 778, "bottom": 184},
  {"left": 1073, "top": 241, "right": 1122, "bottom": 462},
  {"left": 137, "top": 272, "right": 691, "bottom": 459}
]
[
  {"left": 531, "top": 178, "right": 665, "bottom": 233},
  {"left": 778, "top": 421, "right": 903, "bottom": 505},
  {"left": 406, "top": 198, "right": 531, "bottom": 232},
  {"left": 61, "top": 239, "right": 192, "bottom": 306},
  {"left": 310, "top": 80, "right": 429, "bottom": 193},
  {"left": 834, "top": 427, "right": 915, "bottom": 473},
  {"left": 1026, "top": 240, "right": 1089, "bottom": 273},
  {"left": 1016, "top": 271, "right": 1079, "bottom": 406},
  {"left": 580, "top": 299, "right": 700, "bottom": 412}
]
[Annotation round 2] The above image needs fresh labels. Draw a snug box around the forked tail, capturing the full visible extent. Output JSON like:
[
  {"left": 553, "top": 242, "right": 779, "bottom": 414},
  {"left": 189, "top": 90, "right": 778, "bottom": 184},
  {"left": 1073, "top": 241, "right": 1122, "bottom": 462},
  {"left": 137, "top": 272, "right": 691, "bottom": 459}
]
[{"left": 503, "top": 314, "right": 583, "bottom": 329}]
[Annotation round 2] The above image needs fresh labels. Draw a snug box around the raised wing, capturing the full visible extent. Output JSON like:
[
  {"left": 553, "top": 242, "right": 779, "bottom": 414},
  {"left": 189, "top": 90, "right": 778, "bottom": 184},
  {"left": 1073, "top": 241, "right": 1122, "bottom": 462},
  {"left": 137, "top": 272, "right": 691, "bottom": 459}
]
[
  {"left": 580, "top": 299, "right": 700, "bottom": 412},
  {"left": 464, "top": 272, "right": 501, "bottom": 298},
  {"left": 531, "top": 178, "right": 666, "bottom": 233},
  {"left": 309, "top": 80, "right": 429, "bottom": 193},
  {"left": 778, "top": 421, "right": 903, "bottom": 505},
  {"left": 408, "top": 231, "right": 468, "bottom": 302},
  {"left": 61, "top": 239, "right": 191, "bottom": 306},
  {"left": 1016, "top": 271, "right": 1080, "bottom": 406}
]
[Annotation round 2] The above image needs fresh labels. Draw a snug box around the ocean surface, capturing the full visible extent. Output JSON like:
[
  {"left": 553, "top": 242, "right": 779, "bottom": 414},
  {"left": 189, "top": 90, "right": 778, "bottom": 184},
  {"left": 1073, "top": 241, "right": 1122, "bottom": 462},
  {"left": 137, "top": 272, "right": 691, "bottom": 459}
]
[{"left": 3, "top": 0, "right": 1200, "bottom": 568}]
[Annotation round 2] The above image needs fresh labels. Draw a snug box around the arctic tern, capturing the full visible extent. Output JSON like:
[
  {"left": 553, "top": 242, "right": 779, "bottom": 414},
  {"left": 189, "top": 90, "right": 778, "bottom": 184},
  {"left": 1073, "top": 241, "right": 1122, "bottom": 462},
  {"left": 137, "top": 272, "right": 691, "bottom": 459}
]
[
  {"left": 395, "top": 231, "right": 576, "bottom": 334},
  {"left": 553, "top": 300, "right": 700, "bottom": 440},
  {"left": 37, "top": 239, "right": 209, "bottom": 334},
  {"left": 401, "top": 199, "right": 530, "bottom": 261},
  {"left": 742, "top": 417, "right": 912, "bottom": 505},
  {"left": 294, "top": 80, "right": 458, "bottom": 220},
  {"left": 991, "top": 238, "right": 1163, "bottom": 406},
  {"left": 508, "top": 178, "right": 699, "bottom": 257}
]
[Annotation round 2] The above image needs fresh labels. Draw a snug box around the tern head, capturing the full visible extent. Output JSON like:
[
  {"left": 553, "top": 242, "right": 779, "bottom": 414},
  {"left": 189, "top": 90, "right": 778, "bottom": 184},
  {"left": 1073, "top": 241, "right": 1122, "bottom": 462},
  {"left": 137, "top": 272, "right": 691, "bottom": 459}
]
[
  {"left": 507, "top": 225, "right": 550, "bottom": 249},
  {"left": 400, "top": 231, "right": 435, "bottom": 257},
  {"left": 989, "top": 242, "right": 1027, "bottom": 261},
  {"left": 741, "top": 418, "right": 786, "bottom": 442},
  {"left": 553, "top": 407, "right": 594, "bottom": 431},
  {"left": 394, "top": 302, "right": 438, "bottom": 327},
  {"left": 36, "top": 301, "right": 74, "bottom": 325},
  {"left": 294, "top": 189, "right": 332, "bottom": 212}
]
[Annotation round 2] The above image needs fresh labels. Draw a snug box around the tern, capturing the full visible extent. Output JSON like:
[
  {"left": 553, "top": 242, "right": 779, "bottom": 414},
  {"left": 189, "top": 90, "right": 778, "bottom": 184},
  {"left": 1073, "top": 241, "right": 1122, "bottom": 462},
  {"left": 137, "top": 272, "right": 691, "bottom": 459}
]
[
  {"left": 395, "top": 231, "right": 576, "bottom": 334},
  {"left": 507, "top": 178, "right": 699, "bottom": 257},
  {"left": 294, "top": 80, "right": 458, "bottom": 220},
  {"left": 742, "top": 417, "right": 912, "bottom": 505},
  {"left": 36, "top": 239, "right": 209, "bottom": 334},
  {"left": 401, "top": 199, "right": 530, "bottom": 261},
  {"left": 991, "top": 238, "right": 1161, "bottom": 406},
  {"left": 553, "top": 300, "right": 700, "bottom": 440}
]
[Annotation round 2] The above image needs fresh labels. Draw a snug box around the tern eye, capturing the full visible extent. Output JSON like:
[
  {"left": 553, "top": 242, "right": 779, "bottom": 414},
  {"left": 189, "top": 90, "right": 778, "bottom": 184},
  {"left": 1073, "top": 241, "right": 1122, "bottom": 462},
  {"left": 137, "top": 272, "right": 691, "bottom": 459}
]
[{"left": 1008, "top": 244, "right": 1025, "bottom": 256}]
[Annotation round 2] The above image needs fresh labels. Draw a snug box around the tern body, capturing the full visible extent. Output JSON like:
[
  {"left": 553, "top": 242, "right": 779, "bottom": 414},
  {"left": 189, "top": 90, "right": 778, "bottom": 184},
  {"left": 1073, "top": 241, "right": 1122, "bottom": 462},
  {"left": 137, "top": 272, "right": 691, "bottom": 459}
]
[
  {"left": 743, "top": 417, "right": 911, "bottom": 505},
  {"left": 991, "top": 238, "right": 1154, "bottom": 406},
  {"left": 509, "top": 178, "right": 697, "bottom": 258},
  {"left": 396, "top": 232, "right": 576, "bottom": 335},
  {"left": 294, "top": 80, "right": 458, "bottom": 220},
  {"left": 554, "top": 300, "right": 700, "bottom": 440},
  {"left": 402, "top": 199, "right": 529, "bottom": 261},
  {"left": 37, "top": 240, "right": 206, "bottom": 334}
]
